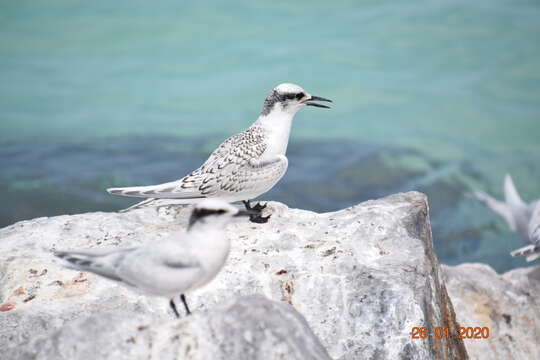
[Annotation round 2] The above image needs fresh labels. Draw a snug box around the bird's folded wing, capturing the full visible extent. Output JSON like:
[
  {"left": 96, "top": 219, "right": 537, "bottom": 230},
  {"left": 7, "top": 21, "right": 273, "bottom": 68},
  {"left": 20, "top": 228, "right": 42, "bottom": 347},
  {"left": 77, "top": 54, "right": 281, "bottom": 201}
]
[
  {"left": 112, "top": 244, "right": 202, "bottom": 288},
  {"left": 163, "top": 257, "right": 201, "bottom": 269},
  {"left": 156, "top": 242, "right": 202, "bottom": 269},
  {"left": 215, "top": 154, "right": 288, "bottom": 194},
  {"left": 108, "top": 126, "right": 269, "bottom": 199},
  {"left": 141, "top": 126, "right": 270, "bottom": 198}
]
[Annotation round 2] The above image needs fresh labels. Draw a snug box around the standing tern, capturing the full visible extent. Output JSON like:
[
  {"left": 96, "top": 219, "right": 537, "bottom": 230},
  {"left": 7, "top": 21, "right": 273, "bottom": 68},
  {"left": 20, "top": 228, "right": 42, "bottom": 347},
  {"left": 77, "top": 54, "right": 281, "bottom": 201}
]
[
  {"left": 107, "top": 83, "right": 332, "bottom": 223},
  {"left": 55, "top": 199, "right": 255, "bottom": 317}
]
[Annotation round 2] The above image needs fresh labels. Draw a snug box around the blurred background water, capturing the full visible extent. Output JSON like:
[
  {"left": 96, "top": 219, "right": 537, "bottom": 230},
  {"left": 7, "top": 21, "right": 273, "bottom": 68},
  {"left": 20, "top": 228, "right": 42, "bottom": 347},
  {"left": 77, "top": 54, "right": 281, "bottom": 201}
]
[{"left": 1, "top": 0, "right": 539, "bottom": 272}]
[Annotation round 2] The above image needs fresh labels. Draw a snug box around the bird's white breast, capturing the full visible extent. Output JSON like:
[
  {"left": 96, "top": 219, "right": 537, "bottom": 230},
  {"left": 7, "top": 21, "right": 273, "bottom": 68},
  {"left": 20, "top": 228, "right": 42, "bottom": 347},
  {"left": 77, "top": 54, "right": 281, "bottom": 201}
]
[{"left": 256, "top": 110, "right": 294, "bottom": 156}]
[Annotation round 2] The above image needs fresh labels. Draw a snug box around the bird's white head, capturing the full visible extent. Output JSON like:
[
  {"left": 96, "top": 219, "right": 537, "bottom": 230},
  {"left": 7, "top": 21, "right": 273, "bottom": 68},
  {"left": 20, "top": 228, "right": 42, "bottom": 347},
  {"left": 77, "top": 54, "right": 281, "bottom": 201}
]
[
  {"left": 188, "top": 199, "right": 253, "bottom": 230},
  {"left": 260, "top": 83, "right": 332, "bottom": 117}
]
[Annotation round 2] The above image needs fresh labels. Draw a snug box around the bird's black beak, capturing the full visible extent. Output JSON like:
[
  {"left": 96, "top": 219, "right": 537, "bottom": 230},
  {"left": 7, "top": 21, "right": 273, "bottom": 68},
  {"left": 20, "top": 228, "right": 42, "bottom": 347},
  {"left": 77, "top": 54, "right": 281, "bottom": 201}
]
[
  {"left": 304, "top": 95, "right": 332, "bottom": 109},
  {"left": 234, "top": 209, "right": 259, "bottom": 217}
]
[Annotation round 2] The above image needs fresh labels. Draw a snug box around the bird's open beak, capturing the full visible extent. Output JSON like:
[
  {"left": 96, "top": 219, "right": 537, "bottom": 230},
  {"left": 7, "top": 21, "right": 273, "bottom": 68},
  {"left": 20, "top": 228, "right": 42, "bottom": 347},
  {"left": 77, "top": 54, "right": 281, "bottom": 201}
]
[
  {"left": 234, "top": 209, "right": 259, "bottom": 217},
  {"left": 303, "top": 95, "right": 332, "bottom": 109}
]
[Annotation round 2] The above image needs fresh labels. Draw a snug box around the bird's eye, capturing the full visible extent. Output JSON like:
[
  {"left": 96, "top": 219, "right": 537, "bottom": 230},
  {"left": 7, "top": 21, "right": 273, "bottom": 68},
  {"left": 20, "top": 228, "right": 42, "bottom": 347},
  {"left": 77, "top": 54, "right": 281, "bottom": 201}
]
[{"left": 296, "top": 92, "right": 305, "bottom": 100}]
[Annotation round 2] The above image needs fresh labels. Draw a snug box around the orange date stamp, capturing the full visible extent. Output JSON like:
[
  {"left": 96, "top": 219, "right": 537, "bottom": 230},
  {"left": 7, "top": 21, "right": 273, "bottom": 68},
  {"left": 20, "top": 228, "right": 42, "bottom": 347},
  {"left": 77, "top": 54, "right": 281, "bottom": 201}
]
[{"left": 410, "top": 327, "right": 490, "bottom": 339}]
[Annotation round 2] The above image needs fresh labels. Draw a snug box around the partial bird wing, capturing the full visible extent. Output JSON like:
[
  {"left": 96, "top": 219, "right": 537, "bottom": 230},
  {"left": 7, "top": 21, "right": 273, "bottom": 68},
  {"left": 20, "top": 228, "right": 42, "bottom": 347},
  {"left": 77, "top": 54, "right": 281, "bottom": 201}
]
[
  {"left": 528, "top": 200, "right": 540, "bottom": 246},
  {"left": 508, "top": 200, "right": 540, "bottom": 262},
  {"left": 504, "top": 174, "right": 527, "bottom": 212},
  {"left": 503, "top": 174, "right": 533, "bottom": 240},
  {"left": 472, "top": 190, "right": 517, "bottom": 231},
  {"left": 107, "top": 125, "right": 268, "bottom": 200}
]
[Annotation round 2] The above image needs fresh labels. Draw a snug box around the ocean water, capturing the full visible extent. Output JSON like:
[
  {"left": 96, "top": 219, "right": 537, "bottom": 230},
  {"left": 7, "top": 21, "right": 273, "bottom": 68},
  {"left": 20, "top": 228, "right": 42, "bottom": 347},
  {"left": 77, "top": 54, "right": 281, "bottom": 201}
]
[{"left": 1, "top": 0, "right": 539, "bottom": 272}]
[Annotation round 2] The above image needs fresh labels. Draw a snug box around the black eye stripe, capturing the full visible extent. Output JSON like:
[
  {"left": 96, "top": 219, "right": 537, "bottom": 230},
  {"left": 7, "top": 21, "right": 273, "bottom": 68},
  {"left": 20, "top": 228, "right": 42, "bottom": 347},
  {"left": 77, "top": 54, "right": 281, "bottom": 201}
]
[{"left": 283, "top": 92, "right": 303, "bottom": 100}]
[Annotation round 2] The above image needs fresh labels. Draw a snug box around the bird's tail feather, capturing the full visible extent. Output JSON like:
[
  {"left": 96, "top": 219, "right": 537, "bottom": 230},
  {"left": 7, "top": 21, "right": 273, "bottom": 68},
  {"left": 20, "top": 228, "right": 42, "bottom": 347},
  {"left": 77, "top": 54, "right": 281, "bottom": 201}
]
[
  {"left": 56, "top": 251, "right": 95, "bottom": 268},
  {"left": 55, "top": 251, "right": 123, "bottom": 282},
  {"left": 107, "top": 182, "right": 204, "bottom": 200},
  {"left": 119, "top": 198, "right": 157, "bottom": 213}
]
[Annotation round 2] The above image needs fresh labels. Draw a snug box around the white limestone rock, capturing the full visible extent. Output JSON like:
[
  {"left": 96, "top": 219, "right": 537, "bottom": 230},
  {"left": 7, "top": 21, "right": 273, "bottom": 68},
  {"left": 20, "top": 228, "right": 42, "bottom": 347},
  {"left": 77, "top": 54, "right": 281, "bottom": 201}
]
[
  {"left": 443, "top": 263, "right": 540, "bottom": 360},
  {"left": 0, "top": 192, "right": 467, "bottom": 359},
  {"left": 5, "top": 295, "right": 331, "bottom": 360}
]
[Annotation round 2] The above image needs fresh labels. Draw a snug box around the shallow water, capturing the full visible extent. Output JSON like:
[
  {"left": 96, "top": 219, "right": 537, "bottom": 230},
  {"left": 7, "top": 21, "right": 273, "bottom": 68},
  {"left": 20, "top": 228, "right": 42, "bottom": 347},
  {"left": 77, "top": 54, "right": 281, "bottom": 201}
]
[{"left": 1, "top": 0, "right": 540, "bottom": 272}]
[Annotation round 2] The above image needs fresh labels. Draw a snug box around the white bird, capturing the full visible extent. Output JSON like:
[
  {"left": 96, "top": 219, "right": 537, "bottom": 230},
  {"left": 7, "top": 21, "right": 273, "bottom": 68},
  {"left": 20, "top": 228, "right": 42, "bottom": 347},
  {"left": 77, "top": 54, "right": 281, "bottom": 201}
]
[
  {"left": 55, "top": 199, "right": 255, "bottom": 317},
  {"left": 107, "top": 83, "right": 332, "bottom": 223},
  {"left": 472, "top": 174, "right": 540, "bottom": 262}
]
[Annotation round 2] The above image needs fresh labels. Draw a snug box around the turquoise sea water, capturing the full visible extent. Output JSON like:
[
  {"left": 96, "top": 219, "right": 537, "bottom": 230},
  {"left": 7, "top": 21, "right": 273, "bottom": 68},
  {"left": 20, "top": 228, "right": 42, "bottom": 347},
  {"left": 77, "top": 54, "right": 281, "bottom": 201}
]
[{"left": 1, "top": 0, "right": 540, "bottom": 272}]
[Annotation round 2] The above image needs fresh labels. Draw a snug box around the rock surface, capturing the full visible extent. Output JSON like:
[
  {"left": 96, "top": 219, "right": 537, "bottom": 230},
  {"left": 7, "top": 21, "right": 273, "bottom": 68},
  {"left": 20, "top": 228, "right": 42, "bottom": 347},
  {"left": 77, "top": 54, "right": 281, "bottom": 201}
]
[
  {"left": 5, "top": 295, "right": 331, "bottom": 360},
  {"left": 442, "top": 263, "right": 540, "bottom": 360},
  {"left": 0, "top": 192, "right": 467, "bottom": 359}
]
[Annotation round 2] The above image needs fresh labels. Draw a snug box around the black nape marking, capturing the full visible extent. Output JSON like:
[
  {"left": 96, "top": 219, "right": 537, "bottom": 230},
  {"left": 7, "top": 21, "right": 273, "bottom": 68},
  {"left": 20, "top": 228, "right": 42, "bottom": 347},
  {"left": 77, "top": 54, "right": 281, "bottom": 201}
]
[
  {"left": 261, "top": 90, "right": 301, "bottom": 116},
  {"left": 188, "top": 208, "right": 227, "bottom": 227}
]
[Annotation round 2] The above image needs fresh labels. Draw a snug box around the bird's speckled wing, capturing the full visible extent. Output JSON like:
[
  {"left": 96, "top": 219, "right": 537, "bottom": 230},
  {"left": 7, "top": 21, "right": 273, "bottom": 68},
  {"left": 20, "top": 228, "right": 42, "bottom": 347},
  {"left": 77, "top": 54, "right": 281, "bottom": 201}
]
[
  {"left": 177, "top": 125, "right": 268, "bottom": 197},
  {"left": 108, "top": 125, "right": 288, "bottom": 201}
]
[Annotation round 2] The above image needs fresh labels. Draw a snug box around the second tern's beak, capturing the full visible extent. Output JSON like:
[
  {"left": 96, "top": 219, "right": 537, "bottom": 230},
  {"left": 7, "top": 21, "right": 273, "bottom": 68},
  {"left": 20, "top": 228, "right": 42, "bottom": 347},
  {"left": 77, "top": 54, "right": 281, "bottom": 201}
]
[
  {"left": 304, "top": 95, "right": 332, "bottom": 109},
  {"left": 234, "top": 209, "right": 259, "bottom": 217}
]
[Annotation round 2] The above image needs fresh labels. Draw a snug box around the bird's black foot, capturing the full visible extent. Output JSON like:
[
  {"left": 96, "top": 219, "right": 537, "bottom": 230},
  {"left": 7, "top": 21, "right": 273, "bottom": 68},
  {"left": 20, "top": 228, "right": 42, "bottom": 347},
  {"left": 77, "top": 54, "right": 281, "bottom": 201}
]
[
  {"left": 249, "top": 213, "right": 271, "bottom": 224},
  {"left": 251, "top": 202, "right": 267, "bottom": 211},
  {"left": 242, "top": 200, "right": 271, "bottom": 224}
]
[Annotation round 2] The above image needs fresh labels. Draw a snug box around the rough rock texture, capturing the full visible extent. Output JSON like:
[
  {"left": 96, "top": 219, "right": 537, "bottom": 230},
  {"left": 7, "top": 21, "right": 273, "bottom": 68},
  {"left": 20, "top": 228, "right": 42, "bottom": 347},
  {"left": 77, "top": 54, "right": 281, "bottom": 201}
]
[
  {"left": 6, "top": 295, "right": 331, "bottom": 360},
  {"left": 443, "top": 263, "right": 540, "bottom": 360},
  {"left": 0, "top": 192, "right": 467, "bottom": 359}
]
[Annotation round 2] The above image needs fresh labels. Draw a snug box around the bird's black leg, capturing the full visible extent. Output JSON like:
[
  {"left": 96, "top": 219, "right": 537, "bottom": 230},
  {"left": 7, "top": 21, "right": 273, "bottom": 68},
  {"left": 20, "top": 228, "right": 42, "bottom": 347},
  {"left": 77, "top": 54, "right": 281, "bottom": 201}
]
[
  {"left": 170, "top": 298, "right": 180, "bottom": 318},
  {"left": 242, "top": 200, "right": 271, "bottom": 224},
  {"left": 181, "top": 294, "right": 191, "bottom": 315}
]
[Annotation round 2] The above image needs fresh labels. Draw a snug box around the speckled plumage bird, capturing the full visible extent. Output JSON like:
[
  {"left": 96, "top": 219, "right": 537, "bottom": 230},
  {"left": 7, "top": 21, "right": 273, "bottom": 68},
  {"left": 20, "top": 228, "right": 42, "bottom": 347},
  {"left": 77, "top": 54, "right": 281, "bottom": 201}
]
[{"left": 107, "top": 83, "right": 332, "bottom": 222}]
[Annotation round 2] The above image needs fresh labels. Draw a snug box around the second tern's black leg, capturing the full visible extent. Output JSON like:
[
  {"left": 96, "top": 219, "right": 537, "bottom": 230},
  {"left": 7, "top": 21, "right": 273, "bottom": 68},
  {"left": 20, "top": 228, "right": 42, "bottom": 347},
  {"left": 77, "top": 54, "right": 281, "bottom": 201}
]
[
  {"left": 181, "top": 294, "right": 191, "bottom": 315},
  {"left": 243, "top": 200, "right": 271, "bottom": 224},
  {"left": 170, "top": 298, "right": 180, "bottom": 318}
]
